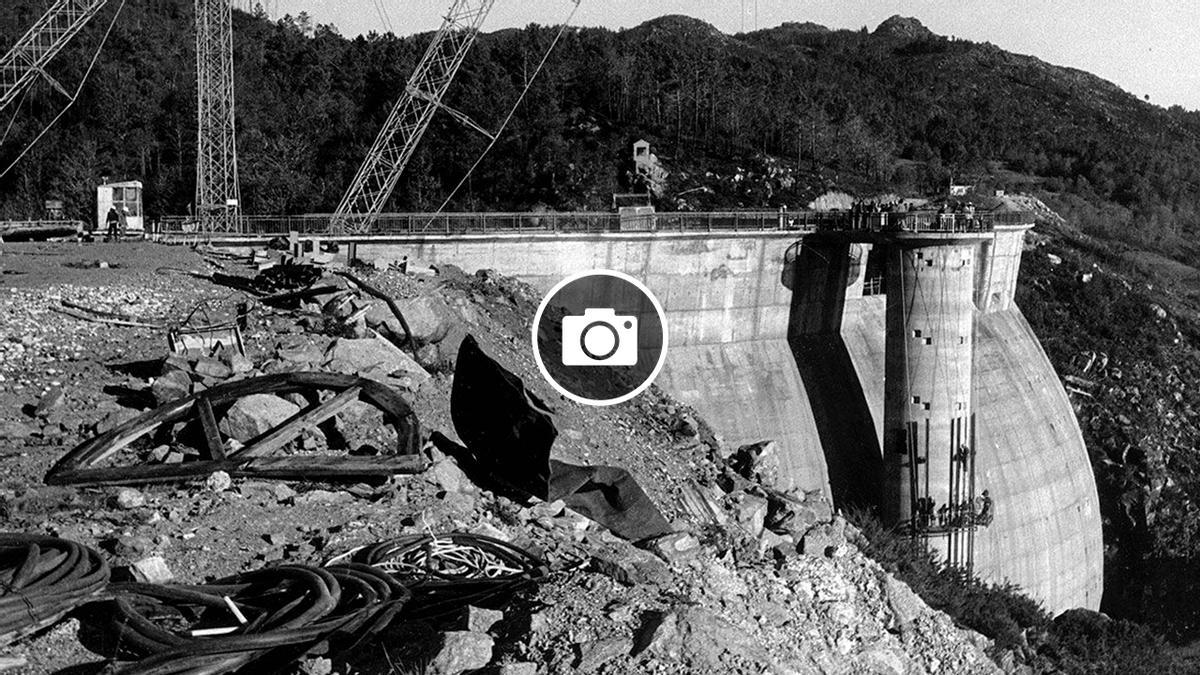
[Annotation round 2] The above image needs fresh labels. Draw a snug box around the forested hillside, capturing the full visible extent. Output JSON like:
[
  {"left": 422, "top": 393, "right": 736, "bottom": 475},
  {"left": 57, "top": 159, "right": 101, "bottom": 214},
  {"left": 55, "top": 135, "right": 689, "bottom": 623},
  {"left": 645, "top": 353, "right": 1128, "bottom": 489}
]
[{"left": 2, "top": 4, "right": 1200, "bottom": 258}]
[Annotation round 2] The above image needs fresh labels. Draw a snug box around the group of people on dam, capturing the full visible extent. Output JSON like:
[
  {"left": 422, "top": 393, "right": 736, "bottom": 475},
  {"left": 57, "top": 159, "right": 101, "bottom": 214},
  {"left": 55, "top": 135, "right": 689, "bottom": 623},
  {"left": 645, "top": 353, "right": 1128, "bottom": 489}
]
[
  {"left": 912, "top": 490, "right": 994, "bottom": 533},
  {"left": 846, "top": 198, "right": 986, "bottom": 233}
]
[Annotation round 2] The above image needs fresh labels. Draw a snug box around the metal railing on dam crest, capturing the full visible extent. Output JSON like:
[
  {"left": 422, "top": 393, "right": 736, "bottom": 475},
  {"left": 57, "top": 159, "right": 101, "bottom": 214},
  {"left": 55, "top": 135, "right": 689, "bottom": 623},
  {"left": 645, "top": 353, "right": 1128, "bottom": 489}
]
[{"left": 155, "top": 209, "right": 1033, "bottom": 238}]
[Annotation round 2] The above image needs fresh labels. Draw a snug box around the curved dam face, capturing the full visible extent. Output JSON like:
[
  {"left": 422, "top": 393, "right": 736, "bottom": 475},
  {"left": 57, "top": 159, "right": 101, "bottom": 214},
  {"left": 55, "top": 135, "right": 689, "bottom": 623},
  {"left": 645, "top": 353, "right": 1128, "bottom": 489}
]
[
  {"left": 843, "top": 295, "right": 1102, "bottom": 611},
  {"left": 360, "top": 227, "right": 1102, "bottom": 612}
]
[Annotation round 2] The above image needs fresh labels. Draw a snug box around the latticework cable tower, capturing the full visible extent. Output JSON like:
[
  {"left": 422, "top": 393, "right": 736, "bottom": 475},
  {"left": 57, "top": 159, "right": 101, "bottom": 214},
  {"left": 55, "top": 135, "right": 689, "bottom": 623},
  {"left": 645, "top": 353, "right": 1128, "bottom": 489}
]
[
  {"left": 194, "top": 0, "right": 241, "bottom": 232},
  {"left": 329, "top": 0, "right": 496, "bottom": 234},
  {"left": 0, "top": 0, "right": 109, "bottom": 112}
]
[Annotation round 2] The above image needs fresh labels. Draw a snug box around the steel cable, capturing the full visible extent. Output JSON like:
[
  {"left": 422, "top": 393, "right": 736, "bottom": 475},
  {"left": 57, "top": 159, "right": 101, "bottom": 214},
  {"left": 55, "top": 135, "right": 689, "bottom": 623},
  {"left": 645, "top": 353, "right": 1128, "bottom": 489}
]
[{"left": 345, "top": 533, "right": 546, "bottom": 620}]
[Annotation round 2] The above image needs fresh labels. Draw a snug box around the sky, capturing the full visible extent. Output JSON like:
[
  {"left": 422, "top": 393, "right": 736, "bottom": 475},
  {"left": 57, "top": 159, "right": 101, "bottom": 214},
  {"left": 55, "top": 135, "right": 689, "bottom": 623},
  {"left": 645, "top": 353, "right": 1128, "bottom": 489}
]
[{"left": 262, "top": 1, "right": 1200, "bottom": 111}]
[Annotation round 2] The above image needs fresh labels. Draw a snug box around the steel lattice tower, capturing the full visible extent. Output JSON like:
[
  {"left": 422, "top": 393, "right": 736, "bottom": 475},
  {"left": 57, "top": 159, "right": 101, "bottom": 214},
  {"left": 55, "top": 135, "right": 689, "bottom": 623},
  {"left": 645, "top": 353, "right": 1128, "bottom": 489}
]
[
  {"left": 0, "top": 0, "right": 110, "bottom": 112},
  {"left": 330, "top": 0, "right": 496, "bottom": 234},
  {"left": 194, "top": 0, "right": 241, "bottom": 232}
]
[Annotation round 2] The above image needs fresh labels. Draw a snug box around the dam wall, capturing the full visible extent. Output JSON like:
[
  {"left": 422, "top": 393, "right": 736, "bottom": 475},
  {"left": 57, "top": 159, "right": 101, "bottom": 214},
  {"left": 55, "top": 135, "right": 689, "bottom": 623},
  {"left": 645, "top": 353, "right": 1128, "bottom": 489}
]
[
  {"left": 367, "top": 233, "right": 831, "bottom": 494},
  {"left": 353, "top": 227, "right": 1103, "bottom": 613}
]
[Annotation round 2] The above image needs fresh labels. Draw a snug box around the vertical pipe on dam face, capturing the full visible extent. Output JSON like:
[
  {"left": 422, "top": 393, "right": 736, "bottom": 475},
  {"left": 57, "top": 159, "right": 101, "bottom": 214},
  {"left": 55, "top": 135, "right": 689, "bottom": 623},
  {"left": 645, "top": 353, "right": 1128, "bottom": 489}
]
[{"left": 883, "top": 242, "right": 977, "bottom": 527}]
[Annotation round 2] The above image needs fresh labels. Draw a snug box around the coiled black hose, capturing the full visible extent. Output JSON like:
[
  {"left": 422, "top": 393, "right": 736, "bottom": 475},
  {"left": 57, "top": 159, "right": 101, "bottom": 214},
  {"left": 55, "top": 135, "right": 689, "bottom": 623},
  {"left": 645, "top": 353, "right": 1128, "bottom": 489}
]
[
  {"left": 104, "top": 564, "right": 408, "bottom": 675},
  {"left": 0, "top": 533, "right": 109, "bottom": 647},
  {"left": 100, "top": 534, "right": 544, "bottom": 673}
]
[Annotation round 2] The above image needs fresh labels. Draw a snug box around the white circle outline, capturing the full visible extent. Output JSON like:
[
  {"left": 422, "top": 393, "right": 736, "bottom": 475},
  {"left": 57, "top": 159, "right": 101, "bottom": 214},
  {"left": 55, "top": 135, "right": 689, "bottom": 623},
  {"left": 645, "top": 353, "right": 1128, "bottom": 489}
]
[{"left": 531, "top": 269, "right": 670, "bottom": 406}]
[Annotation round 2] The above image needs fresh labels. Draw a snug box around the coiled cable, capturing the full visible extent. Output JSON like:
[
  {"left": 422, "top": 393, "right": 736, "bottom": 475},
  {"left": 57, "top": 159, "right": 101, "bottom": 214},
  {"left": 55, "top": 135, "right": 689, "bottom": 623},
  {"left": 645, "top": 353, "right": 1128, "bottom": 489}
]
[
  {"left": 0, "top": 533, "right": 110, "bottom": 647},
  {"left": 104, "top": 564, "right": 407, "bottom": 674}
]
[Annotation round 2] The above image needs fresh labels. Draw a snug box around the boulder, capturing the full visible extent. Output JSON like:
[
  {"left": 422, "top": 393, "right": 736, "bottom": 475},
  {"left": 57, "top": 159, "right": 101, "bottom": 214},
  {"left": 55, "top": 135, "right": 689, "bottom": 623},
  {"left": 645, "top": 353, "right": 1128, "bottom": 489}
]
[
  {"left": 642, "top": 532, "right": 701, "bottom": 563},
  {"left": 463, "top": 606, "right": 503, "bottom": 633},
  {"left": 130, "top": 556, "right": 174, "bottom": 584},
  {"left": 272, "top": 483, "right": 298, "bottom": 504},
  {"left": 733, "top": 493, "right": 769, "bottom": 538},
  {"left": 34, "top": 387, "right": 65, "bottom": 417},
  {"left": 161, "top": 353, "right": 191, "bottom": 375},
  {"left": 218, "top": 394, "right": 301, "bottom": 443},
  {"left": 192, "top": 357, "right": 233, "bottom": 380},
  {"left": 674, "top": 414, "right": 699, "bottom": 437},
  {"left": 426, "top": 458, "right": 475, "bottom": 494},
  {"left": 800, "top": 522, "right": 845, "bottom": 557},
  {"left": 114, "top": 535, "right": 154, "bottom": 560},
  {"left": 324, "top": 337, "right": 430, "bottom": 386},
  {"left": 590, "top": 541, "right": 672, "bottom": 586},
  {"left": 855, "top": 645, "right": 912, "bottom": 675},
  {"left": 151, "top": 370, "right": 193, "bottom": 406},
  {"left": 632, "top": 608, "right": 775, "bottom": 668},
  {"left": 297, "top": 658, "right": 333, "bottom": 675},
  {"left": 428, "top": 631, "right": 493, "bottom": 675},
  {"left": 365, "top": 295, "right": 451, "bottom": 343},
  {"left": 575, "top": 637, "right": 632, "bottom": 673},
  {"left": 96, "top": 408, "right": 140, "bottom": 433},
  {"left": 883, "top": 575, "right": 925, "bottom": 630},
  {"left": 114, "top": 487, "right": 146, "bottom": 510},
  {"left": 276, "top": 344, "right": 324, "bottom": 365},
  {"left": 224, "top": 352, "right": 254, "bottom": 374},
  {"left": 756, "top": 529, "right": 793, "bottom": 558},
  {"left": 432, "top": 323, "right": 470, "bottom": 369},
  {"left": 205, "top": 470, "right": 232, "bottom": 493}
]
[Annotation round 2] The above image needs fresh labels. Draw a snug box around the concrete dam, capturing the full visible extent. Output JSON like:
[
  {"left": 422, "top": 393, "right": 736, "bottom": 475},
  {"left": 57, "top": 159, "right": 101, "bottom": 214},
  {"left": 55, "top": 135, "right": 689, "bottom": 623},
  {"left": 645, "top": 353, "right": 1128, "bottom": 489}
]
[{"left": 278, "top": 212, "right": 1102, "bottom": 614}]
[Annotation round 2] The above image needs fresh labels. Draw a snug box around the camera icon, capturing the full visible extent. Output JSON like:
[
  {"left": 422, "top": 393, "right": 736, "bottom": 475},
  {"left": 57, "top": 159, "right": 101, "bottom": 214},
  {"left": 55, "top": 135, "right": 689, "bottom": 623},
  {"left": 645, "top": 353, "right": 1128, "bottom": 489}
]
[{"left": 562, "top": 308, "right": 639, "bottom": 366}]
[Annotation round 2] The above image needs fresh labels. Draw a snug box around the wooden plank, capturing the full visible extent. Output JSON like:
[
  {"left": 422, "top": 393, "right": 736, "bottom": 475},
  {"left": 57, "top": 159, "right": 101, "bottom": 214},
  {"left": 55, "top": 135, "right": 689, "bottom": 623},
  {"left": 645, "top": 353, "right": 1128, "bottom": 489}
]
[
  {"left": 234, "top": 385, "right": 363, "bottom": 459},
  {"left": 49, "top": 460, "right": 231, "bottom": 487},
  {"left": 49, "top": 455, "right": 426, "bottom": 487},
  {"left": 333, "top": 271, "right": 416, "bottom": 355},
  {"left": 233, "top": 455, "right": 426, "bottom": 478},
  {"left": 195, "top": 397, "right": 226, "bottom": 460}
]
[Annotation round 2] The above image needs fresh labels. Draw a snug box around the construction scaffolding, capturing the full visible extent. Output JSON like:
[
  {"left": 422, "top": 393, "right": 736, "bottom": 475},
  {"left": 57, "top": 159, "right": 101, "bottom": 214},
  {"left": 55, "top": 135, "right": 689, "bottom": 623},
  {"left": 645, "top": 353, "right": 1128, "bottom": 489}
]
[
  {"left": 0, "top": 0, "right": 109, "bottom": 112},
  {"left": 329, "top": 0, "right": 497, "bottom": 234},
  {"left": 904, "top": 414, "right": 983, "bottom": 572},
  {"left": 194, "top": 0, "right": 241, "bottom": 232}
]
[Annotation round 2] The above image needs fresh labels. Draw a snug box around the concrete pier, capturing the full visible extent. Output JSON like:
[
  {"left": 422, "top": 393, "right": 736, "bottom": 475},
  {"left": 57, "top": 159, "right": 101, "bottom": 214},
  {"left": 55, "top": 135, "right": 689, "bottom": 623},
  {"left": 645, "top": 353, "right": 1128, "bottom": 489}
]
[{"left": 882, "top": 239, "right": 982, "bottom": 526}]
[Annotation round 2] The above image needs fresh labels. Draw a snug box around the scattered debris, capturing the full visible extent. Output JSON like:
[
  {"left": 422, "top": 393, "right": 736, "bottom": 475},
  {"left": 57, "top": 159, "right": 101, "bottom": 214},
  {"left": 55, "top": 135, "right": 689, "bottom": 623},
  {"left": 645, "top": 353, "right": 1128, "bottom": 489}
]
[
  {"left": 168, "top": 323, "right": 245, "bottom": 357},
  {"left": 447, "top": 335, "right": 672, "bottom": 542},
  {"left": 334, "top": 270, "right": 417, "bottom": 355},
  {"left": 45, "top": 372, "right": 423, "bottom": 486}
]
